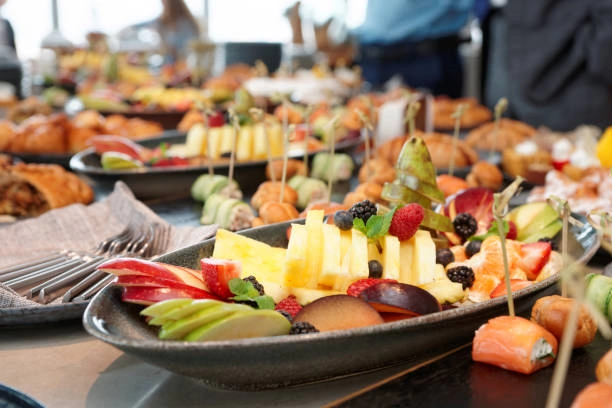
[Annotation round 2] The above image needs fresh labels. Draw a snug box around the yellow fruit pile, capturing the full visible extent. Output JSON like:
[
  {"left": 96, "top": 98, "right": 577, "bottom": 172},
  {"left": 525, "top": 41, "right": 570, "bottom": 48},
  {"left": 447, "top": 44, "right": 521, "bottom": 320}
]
[
  {"left": 596, "top": 126, "right": 612, "bottom": 168},
  {"left": 212, "top": 210, "right": 465, "bottom": 305}
]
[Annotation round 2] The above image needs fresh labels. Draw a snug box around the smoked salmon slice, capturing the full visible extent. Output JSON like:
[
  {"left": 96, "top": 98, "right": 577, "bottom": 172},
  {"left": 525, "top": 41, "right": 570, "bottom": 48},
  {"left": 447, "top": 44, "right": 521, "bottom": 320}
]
[{"left": 472, "top": 315, "right": 558, "bottom": 374}]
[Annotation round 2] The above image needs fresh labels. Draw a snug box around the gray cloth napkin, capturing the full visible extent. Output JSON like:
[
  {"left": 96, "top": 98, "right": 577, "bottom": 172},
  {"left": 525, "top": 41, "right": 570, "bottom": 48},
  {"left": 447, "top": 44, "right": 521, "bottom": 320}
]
[{"left": 0, "top": 181, "right": 218, "bottom": 308}]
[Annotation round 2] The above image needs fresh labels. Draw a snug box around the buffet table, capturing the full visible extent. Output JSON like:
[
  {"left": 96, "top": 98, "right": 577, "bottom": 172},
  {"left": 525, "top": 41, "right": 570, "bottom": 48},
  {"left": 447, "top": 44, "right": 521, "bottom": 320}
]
[{"left": 1, "top": 184, "right": 611, "bottom": 408}]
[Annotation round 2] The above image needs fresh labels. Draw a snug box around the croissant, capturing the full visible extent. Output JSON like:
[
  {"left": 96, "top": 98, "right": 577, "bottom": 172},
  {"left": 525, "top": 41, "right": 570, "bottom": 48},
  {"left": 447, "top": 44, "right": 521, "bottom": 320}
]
[
  {"left": 252, "top": 201, "right": 299, "bottom": 227},
  {"left": 358, "top": 158, "right": 396, "bottom": 185},
  {"left": 250, "top": 181, "right": 298, "bottom": 211},
  {"left": 0, "top": 162, "right": 94, "bottom": 217},
  {"left": 465, "top": 118, "right": 536, "bottom": 151}
]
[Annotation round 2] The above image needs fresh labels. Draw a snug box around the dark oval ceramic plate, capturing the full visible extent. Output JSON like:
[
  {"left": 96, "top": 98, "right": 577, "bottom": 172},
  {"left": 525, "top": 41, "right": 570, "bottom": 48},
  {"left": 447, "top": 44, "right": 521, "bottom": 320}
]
[
  {"left": 0, "top": 384, "right": 44, "bottom": 408},
  {"left": 1, "top": 130, "right": 182, "bottom": 168},
  {"left": 83, "top": 215, "right": 600, "bottom": 390},
  {"left": 70, "top": 135, "right": 362, "bottom": 200}
]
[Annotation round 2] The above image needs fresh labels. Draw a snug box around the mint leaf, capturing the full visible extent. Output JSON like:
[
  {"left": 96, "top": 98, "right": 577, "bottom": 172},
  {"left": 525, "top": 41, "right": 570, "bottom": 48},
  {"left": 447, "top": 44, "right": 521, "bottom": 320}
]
[
  {"left": 353, "top": 217, "right": 366, "bottom": 234},
  {"left": 228, "top": 278, "right": 275, "bottom": 310},
  {"left": 365, "top": 208, "right": 396, "bottom": 239}
]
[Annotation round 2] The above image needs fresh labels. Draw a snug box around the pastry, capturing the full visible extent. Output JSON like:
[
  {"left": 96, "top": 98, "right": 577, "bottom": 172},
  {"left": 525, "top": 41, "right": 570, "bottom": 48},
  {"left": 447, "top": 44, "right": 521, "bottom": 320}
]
[
  {"left": 436, "top": 174, "right": 469, "bottom": 198},
  {"left": 433, "top": 96, "right": 492, "bottom": 130},
  {"left": 376, "top": 130, "right": 478, "bottom": 169},
  {"left": 465, "top": 118, "right": 536, "bottom": 151},
  {"left": 465, "top": 161, "right": 504, "bottom": 191},
  {"left": 0, "top": 162, "right": 94, "bottom": 217},
  {"left": 358, "top": 158, "right": 396, "bottom": 185},
  {"left": 250, "top": 181, "right": 298, "bottom": 211},
  {"left": 266, "top": 159, "right": 307, "bottom": 181},
  {"left": 0, "top": 120, "right": 16, "bottom": 150},
  {"left": 252, "top": 201, "right": 300, "bottom": 227}
]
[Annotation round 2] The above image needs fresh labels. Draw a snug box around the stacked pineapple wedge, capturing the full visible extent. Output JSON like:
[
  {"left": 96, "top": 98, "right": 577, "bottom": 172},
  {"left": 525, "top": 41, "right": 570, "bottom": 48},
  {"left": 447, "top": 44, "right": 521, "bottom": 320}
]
[{"left": 212, "top": 209, "right": 465, "bottom": 306}]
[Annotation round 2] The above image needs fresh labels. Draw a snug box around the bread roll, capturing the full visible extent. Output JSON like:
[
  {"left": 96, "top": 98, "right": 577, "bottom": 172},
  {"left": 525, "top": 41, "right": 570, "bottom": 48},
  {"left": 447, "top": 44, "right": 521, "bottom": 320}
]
[{"left": 596, "top": 348, "right": 612, "bottom": 385}]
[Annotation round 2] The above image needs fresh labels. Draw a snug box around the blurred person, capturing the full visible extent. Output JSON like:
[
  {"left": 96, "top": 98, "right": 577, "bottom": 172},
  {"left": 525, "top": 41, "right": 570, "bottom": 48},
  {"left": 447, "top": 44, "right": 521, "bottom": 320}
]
[
  {"left": 0, "top": 0, "right": 15, "bottom": 58},
  {"left": 0, "top": 0, "right": 20, "bottom": 98},
  {"left": 122, "top": 0, "right": 201, "bottom": 64},
  {"left": 504, "top": 0, "right": 612, "bottom": 131},
  {"left": 352, "top": 0, "right": 474, "bottom": 97}
]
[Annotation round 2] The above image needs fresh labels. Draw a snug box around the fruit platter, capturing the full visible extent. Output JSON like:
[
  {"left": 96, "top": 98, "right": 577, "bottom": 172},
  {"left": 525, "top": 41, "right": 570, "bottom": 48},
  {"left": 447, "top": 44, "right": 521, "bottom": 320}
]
[{"left": 83, "top": 132, "right": 601, "bottom": 390}]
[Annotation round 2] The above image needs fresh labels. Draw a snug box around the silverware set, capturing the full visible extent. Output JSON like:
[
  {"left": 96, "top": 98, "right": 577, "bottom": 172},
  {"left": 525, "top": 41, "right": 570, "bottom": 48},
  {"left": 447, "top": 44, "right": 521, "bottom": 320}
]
[{"left": 0, "top": 222, "right": 170, "bottom": 305}]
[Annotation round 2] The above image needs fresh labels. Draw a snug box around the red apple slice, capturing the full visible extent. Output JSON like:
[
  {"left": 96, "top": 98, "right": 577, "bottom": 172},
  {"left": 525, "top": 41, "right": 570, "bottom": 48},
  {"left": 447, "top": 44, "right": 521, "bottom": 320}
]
[
  {"left": 115, "top": 274, "right": 218, "bottom": 297},
  {"left": 121, "top": 285, "right": 220, "bottom": 306},
  {"left": 89, "top": 135, "right": 150, "bottom": 161},
  {"left": 99, "top": 258, "right": 207, "bottom": 290},
  {"left": 200, "top": 258, "right": 242, "bottom": 299}
]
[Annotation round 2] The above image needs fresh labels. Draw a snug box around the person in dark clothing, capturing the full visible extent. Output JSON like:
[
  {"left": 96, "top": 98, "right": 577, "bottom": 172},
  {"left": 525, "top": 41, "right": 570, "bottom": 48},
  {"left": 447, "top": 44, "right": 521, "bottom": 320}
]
[{"left": 504, "top": 0, "right": 612, "bottom": 131}]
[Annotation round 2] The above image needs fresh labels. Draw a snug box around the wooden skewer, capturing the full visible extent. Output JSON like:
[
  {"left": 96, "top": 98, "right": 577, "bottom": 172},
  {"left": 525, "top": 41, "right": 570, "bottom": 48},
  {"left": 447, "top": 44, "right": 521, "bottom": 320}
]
[
  {"left": 280, "top": 124, "right": 294, "bottom": 204},
  {"left": 491, "top": 97, "right": 508, "bottom": 161},
  {"left": 449, "top": 103, "right": 467, "bottom": 177},
  {"left": 228, "top": 108, "right": 238, "bottom": 186},
  {"left": 249, "top": 107, "right": 276, "bottom": 183}
]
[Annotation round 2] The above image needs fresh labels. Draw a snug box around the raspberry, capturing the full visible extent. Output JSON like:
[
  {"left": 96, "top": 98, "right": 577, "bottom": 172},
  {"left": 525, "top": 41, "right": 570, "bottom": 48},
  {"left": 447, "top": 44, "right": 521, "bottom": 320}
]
[
  {"left": 274, "top": 295, "right": 302, "bottom": 318},
  {"left": 388, "top": 203, "right": 425, "bottom": 241},
  {"left": 347, "top": 278, "right": 398, "bottom": 297},
  {"left": 453, "top": 213, "right": 478, "bottom": 240},
  {"left": 447, "top": 265, "right": 475, "bottom": 289},
  {"left": 506, "top": 221, "right": 517, "bottom": 240},
  {"left": 349, "top": 200, "right": 377, "bottom": 223}
]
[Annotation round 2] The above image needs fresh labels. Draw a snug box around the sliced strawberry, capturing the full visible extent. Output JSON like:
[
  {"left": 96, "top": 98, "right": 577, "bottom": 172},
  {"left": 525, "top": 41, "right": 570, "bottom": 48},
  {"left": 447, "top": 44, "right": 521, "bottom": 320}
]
[
  {"left": 200, "top": 258, "right": 242, "bottom": 299},
  {"left": 506, "top": 221, "right": 517, "bottom": 240},
  {"left": 274, "top": 295, "right": 302, "bottom": 318},
  {"left": 489, "top": 279, "right": 533, "bottom": 298},
  {"left": 346, "top": 278, "right": 398, "bottom": 297},
  {"left": 517, "top": 242, "right": 552, "bottom": 280}
]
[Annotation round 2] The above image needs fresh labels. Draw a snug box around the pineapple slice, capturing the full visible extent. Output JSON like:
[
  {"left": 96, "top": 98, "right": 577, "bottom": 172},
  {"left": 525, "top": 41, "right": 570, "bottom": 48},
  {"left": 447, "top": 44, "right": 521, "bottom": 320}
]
[
  {"left": 236, "top": 125, "right": 254, "bottom": 161},
  {"left": 268, "top": 123, "right": 284, "bottom": 158},
  {"left": 285, "top": 224, "right": 309, "bottom": 288},
  {"left": 381, "top": 235, "right": 400, "bottom": 280},
  {"left": 184, "top": 123, "right": 207, "bottom": 157},
  {"left": 411, "top": 230, "right": 436, "bottom": 285},
  {"left": 419, "top": 264, "right": 466, "bottom": 304},
  {"left": 253, "top": 123, "right": 268, "bottom": 160},
  {"left": 334, "top": 228, "right": 369, "bottom": 291},
  {"left": 303, "top": 210, "right": 325, "bottom": 289},
  {"left": 318, "top": 223, "right": 342, "bottom": 288},
  {"left": 207, "top": 127, "right": 224, "bottom": 159},
  {"left": 219, "top": 125, "right": 234, "bottom": 157},
  {"left": 399, "top": 237, "right": 415, "bottom": 284},
  {"left": 261, "top": 281, "right": 343, "bottom": 304},
  {"left": 211, "top": 229, "right": 286, "bottom": 284}
]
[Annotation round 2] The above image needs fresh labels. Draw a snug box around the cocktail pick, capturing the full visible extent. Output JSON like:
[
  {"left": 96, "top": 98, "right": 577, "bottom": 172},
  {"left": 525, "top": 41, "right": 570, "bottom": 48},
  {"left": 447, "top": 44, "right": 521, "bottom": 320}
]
[
  {"left": 493, "top": 176, "right": 524, "bottom": 317},
  {"left": 202, "top": 107, "right": 215, "bottom": 176},
  {"left": 405, "top": 100, "right": 421, "bottom": 140},
  {"left": 302, "top": 105, "right": 314, "bottom": 175},
  {"left": 249, "top": 107, "right": 275, "bottom": 183},
  {"left": 587, "top": 210, "right": 612, "bottom": 254},
  {"left": 490, "top": 97, "right": 508, "bottom": 161},
  {"left": 279, "top": 123, "right": 294, "bottom": 204},
  {"left": 546, "top": 195, "right": 583, "bottom": 297},
  {"left": 449, "top": 103, "right": 467, "bottom": 177},
  {"left": 326, "top": 113, "right": 342, "bottom": 202},
  {"left": 356, "top": 109, "right": 374, "bottom": 169},
  {"left": 227, "top": 108, "right": 239, "bottom": 187}
]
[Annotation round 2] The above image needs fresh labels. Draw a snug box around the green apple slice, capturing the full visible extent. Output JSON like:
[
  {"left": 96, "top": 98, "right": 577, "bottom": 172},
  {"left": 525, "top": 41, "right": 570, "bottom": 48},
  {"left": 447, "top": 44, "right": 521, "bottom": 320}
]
[
  {"left": 159, "top": 303, "right": 251, "bottom": 340},
  {"left": 141, "top": 298, "right": 193, "bottom": 319},
  {"left": 522, "top": 219, "right": 563, "bottom": 243},
  {"left": 184, "top": 309, "right": 291, "bottom": 342},
  {"left": 149, "top": 299, "right": 224, "bottom": 326}
]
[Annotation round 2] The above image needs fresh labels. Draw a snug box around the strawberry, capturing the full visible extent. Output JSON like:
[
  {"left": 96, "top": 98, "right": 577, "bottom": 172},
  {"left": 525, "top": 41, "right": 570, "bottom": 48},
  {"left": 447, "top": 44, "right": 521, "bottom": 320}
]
[
  {"left": 517, "top": 241, "right": 552, "bottom": 280},
  {"left": 347, "top": 278, "right": 398, "bottom": 297},
  {"left": 275, "top": 295, "right": 302, "bottom": 318},
  {"left": 489, "top": 279, "right": 532, "bottom": 298},
  {"left": 208, "top": 110, "right": 225, "bottom": 128},
  {"left": 200, "top": 258, "right": 242, "bottom": 299},
  {"left": 388, "top": 203, "right": 425, "bottom": 241},
  {"left": 506, "top": 221, "right": 517, "bottom": 240}
]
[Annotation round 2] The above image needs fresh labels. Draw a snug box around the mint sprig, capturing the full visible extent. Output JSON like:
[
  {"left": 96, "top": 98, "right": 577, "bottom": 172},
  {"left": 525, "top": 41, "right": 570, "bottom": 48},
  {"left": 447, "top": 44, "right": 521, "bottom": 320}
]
[
  {"left": 228, "top": 278, "right": 275, "bottom": 310},
  {"left": 353, "top": 208, "right": 396, "bottom": 252}
]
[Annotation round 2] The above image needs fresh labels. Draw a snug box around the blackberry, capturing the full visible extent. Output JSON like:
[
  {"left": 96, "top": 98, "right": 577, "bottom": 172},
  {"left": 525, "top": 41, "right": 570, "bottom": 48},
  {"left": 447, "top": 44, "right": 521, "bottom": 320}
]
[
  {"left": 538, "top": 237, "right": 558, "bottom": 251},
  {"left": 243, "top": 275, "right": 265, "bottom": 296},
  {"left": 435, "top": 248, "right": 454, "bottom": 267},
  {"left": 349, "top": 200, "right": 377, "bottom": 223},
  {"left": 334, "top": 210, "right": 354, "bottom": 230},
  {"left": 453, "top": 213, "right": 478, "bottom": 240},
  {"left": 447, "top": 265, "right": 475, "bottom": 289},
  {"left": 465, "top": 240, "right": 482, "bottom": 258},
  {"left": 368, "top": 260, "right": 383, "bottom": 278},
  {"left": 290, "top": 321, "right": 319, "bottom": 335},
  {"left": 278, "top": 310, "right": 293, "bottom": 322}
]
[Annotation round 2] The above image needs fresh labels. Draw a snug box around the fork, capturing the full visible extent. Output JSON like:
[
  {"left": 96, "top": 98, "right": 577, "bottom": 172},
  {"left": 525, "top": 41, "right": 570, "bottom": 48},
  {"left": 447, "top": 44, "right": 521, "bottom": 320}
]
[{"left": 1, "top": 222, "right": 169, "bottom": 304}]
